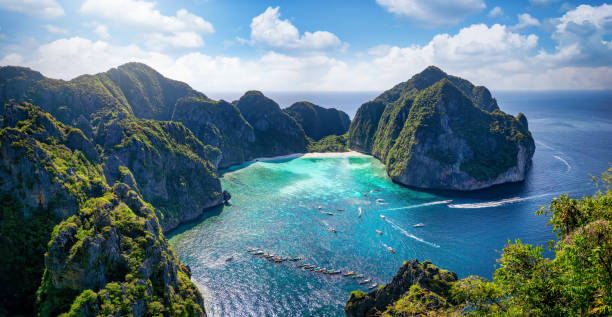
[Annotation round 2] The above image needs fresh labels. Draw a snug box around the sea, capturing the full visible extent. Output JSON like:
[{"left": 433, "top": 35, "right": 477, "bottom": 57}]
[{"left": 168, "top": 91, "right": 612, "bottom": 317}]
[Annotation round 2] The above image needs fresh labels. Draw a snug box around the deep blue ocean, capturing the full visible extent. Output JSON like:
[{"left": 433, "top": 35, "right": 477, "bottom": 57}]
[{"left": 169, "top": 91, "right": 612, "bottom": 317}]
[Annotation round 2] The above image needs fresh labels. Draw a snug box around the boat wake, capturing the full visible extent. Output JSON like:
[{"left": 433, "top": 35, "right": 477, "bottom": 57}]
[
  {"left": 384, "top": 218, "right": 440, "bottom": 248},
  {"left": 383, "top": 200, "right": 452, "bottom": 211},
  {"left": 553, "top": 155, "right": 572, "bottom": 172},
  {"left": 448, "top": 193, "right": 556, "bottom": 209}
]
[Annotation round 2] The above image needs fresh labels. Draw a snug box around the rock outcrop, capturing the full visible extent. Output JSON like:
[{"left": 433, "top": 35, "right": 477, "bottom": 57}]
[
  {"left": 349, "top": 66, "right": 535, "bottom": 190},
  {"left": 284, "top": 101, "right": 351, "bottom": 140},
  {"left": 0, "top": 102, "right": 206, "bottom": 316},
  {"left": 345, "top": 259, "right": 458, "bottom": 317},
  {"left": 171, "top": 96, "right": 255, "bottom": 168},
  {"left": 236, "top": 91, "right": 308, "bottom": 157},
  {"left": 96, "top": 113, "right": 223, "bottom": 232}
]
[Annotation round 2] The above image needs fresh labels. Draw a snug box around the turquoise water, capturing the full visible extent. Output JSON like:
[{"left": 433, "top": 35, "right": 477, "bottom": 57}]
[{"left": 168, "top": 91, "right": 612, "bottom": 317}]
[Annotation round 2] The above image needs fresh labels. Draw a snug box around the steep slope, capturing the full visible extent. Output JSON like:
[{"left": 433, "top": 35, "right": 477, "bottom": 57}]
[
  {"left": 348, "top": 66, "right": 535, "bottom": 190},
  {"left": 0, "top": 63, "right": 256, "bottom": 168},
  {"left": 104, "top": 62, "right": 206, "bottom": 120},
  {"left": 347, "top": 100, "right": 386, "bottom": 153},
  {"left": 0, "top": 102, "right": 205, "bottom": 316},
  {"left": 284, "top": 101, "right": 350, "bottom": 140},
  {"left": 384, "top": 79, "right": 534, "bottom": 190},
  {"left": 172, "top": 96, "right": 255, "bottom": 168},
  {"left": 236, "top": 91, "right": 308, "bottom": 157},
  {"left": 346, "top": 260, "right": 459, "bottom": 317},
  {"left": 95, "top": 111, "right": 223, "bottom": 232}
]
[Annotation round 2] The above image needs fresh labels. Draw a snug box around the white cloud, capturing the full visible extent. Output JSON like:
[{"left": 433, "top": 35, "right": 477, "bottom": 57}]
[
  {"left": 376, "top": 0, "right": 486, "bottom": 26},
  {"left": 3, "top": 12, "right": 612, "bottom": 93},
  {"left": 94, "top": 25, "right": 110, "bottom": 39},
  {"left": 145, "top": 32, "right": 204, "bottom": 50},
  {"left": 0, "top": 53, "right": 23, "bottom": 65},
  {"left": 488, "top": 7, "right": 503, "bottom": 18},
  {"left": 0, "top": 0, "right": 64, "bottom": 18},
  {"left": 45, "top": 24, "right": 68, "bottom": 35},
  {"left": 513, "top": 13, "right": 541, "bottom": 30},
  {"left": 248, "top": 7, "right": 344, "bottom": 52},
  {"left": 80, "top": 0, "right": 213, "bottom": 49},
  {"left": 541, "top": 4, "right": 612, "bottom": 67}
]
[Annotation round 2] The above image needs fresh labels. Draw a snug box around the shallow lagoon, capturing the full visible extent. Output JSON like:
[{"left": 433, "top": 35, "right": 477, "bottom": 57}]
[{"left": 168, "top": 91, "right": 612, "bottom": 316}]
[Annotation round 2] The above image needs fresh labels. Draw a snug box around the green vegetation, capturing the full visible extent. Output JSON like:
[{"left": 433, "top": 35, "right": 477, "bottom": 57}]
[
  {"left": 307, "top": 133, "right": 348, "bottom": 152},
  {"left": 285, "top": 101, "right": 351, "bottom": 141},
  {"left": 347, "top": 167, "right": 612, "bottom": 316},
  {"left": 0, "top": 102, "right": 207, "bottom": 316},
  {"left": 348, "top": 66, "right": 534, "bottom": 189}
]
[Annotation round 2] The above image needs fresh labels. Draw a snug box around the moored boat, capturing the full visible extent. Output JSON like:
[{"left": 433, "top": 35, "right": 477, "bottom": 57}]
[{"left": 376, "top": 230, "right": 382, "bottom": 235}]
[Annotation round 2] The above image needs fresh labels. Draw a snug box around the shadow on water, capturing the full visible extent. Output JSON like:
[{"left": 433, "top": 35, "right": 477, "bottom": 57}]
[
  {"left": 166, "top": 204, "right": 225, "bottom": 239},
  {"left": 219, "top": 156, "right": 303, "bottom": 175}
]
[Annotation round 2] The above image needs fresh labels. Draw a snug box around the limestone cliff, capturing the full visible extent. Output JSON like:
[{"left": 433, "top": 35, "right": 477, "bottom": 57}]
[
  {"left": 284, "top": 101, "right": 351, "bottom": 140},
  {"left": 345, "top": 260, "right": 459, "bottom": 317},
  {"left": 349, "top": 66, "right": 535, "bottom": 190},
  {"left": 236, "top": 91, "right": 308, "bottom": 157}
]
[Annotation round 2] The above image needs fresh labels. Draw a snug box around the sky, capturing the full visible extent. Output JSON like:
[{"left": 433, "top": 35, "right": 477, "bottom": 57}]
[{"left": 0, "top": 0, "right": 611, "bottom": 93}]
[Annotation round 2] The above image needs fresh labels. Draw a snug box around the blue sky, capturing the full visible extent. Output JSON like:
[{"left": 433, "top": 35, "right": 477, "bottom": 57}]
[{"left": 0, "top": 0, "right": 611, "bottom": 92}]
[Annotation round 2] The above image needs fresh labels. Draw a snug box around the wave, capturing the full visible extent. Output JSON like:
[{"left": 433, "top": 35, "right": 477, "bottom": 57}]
[
  {"left": 553, "top": 155, "right": 572, "bottom": 172},
  {"left": 448, "top": 193, "right": 555, "bottom": 209},
  {"left": 535, "top": 140, "right": 555, "bottom": 150},
  {"left": 384, "top": 218, "right": 440, "bottom": 248},
  {"left": 383, "top": 200, "right": 453, "bottom": 211}
]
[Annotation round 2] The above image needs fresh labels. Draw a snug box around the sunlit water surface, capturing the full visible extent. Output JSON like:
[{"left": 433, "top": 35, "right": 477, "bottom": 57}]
[{"left": 169, "top": 91, "right": 612, "bottom": 317}]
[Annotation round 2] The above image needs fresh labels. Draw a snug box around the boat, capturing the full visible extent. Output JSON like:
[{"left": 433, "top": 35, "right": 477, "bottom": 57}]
[
  {"left": 325, "top": 212, "right": 334, "bottom": 216},
  {"left": 225, "top": 256, "right": 233, "bottom": 262},
  {"left": 376, "top": 199, "right": 384, "bottom": 203},
  {"left": 290, "top": 257, "right": 302, "bottom": 261},
  {"left": 369, "top": 283, "right": 378, "bottom": 289},
  {"left": 253, "top": 251, "right": 264, "bottom": 255},
  {"left": 336, "top": 208, "right": 345, "bottom": 212},
  {"left": 344, "top": 271, "right": 355, "bottom": 276},
  {"left": 359, "top": 278, "right": 371, "bottom": 284},
  {"left": 318, "top": 205, "right": 322, "bottom": 210},
  {"left": 353, "top": 274, "right": 364, "bottom": 279},
  {"left": 328, "top": 270, "right": 341, "bottom": 274},
  {"left": 414, "top": 223, "right": 425, "bottom": 227},
  {"left": 376, "top": 230, "right": 382, "bottom": 235},
  {"left": 374, "top": 188, "right": 382, "bottom": 192},
  {"left": 247, "top": 248, "right": 259, "bottom": 252},
  {"left": 387, "top": 246, "right": 396, "bottom": 253},
  {"left": 330, "top": 227, "right": 337, "bottom": 233},
  {"left": 380, "top": 215, "right": 386, "bottom": 220},
  {"left": 362, "top": 192, "right": 368, "bottom": 197},
  {"left": 358, "top": 207, "right": 362, "bottom": 218}
]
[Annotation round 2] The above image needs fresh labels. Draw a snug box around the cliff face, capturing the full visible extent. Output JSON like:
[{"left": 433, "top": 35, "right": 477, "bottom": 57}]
[
  {"left": 172, "top": 96, "right": 255, "bottom": 168},
  {"left": 0, "top": 102, "right": 206, "bottom": 316},
  {"left": 237, "top": 91, "right": 309, "bottom": 157},
  {"left": 284, "top": 101, "right": 351, "bottom": 140},
  {"left": 349, "top": 66, "right": 535, "bottom": 190},
  {"left": 96, "top": 112, "right": 223, "bottom": 232},
  {"left": 345, "top": 259, "right": 458, "bottom": 317},
  {"left": 347, "top": 100, "right": 386, "bottom": 153}
]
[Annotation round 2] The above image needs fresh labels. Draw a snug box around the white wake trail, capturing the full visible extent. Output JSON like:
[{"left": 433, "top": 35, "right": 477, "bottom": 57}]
[
  {"left": 553, "top": 155, "right": 572, "bottom": 172},
  {"left": 384, "top": 218, "right": 440, "bottom": 248},
  {"left": 383, "top": 200, "right": 453, "bottom": 211},
  {"left": 448, "top": 193, "right": 556, "bottom": 209}
]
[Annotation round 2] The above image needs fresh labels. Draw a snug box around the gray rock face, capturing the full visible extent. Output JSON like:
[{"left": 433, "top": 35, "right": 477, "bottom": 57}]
[
  {"left": 385, "top": 80, "right": 535, "bottom": 190},
  {"left": 42, "top": 183, "right": 206, "bottom": 316},
  {"left": 237, "top": 91, "right": 309, "bottom": 158},
  {"left": 284, "top": 101, "right": 351, "bottom": 140},
  {"left": 349, "top": 66, "right": 535, "bottom": 191},
  {"left": 97, "top": 115, "right": 223, "bottom": 232},
  {"left": 172, "top": 96, "right": 255, "bottom": 168},
  {"left": 345, "top": 259, "right": 458, "bottom": 317}
]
